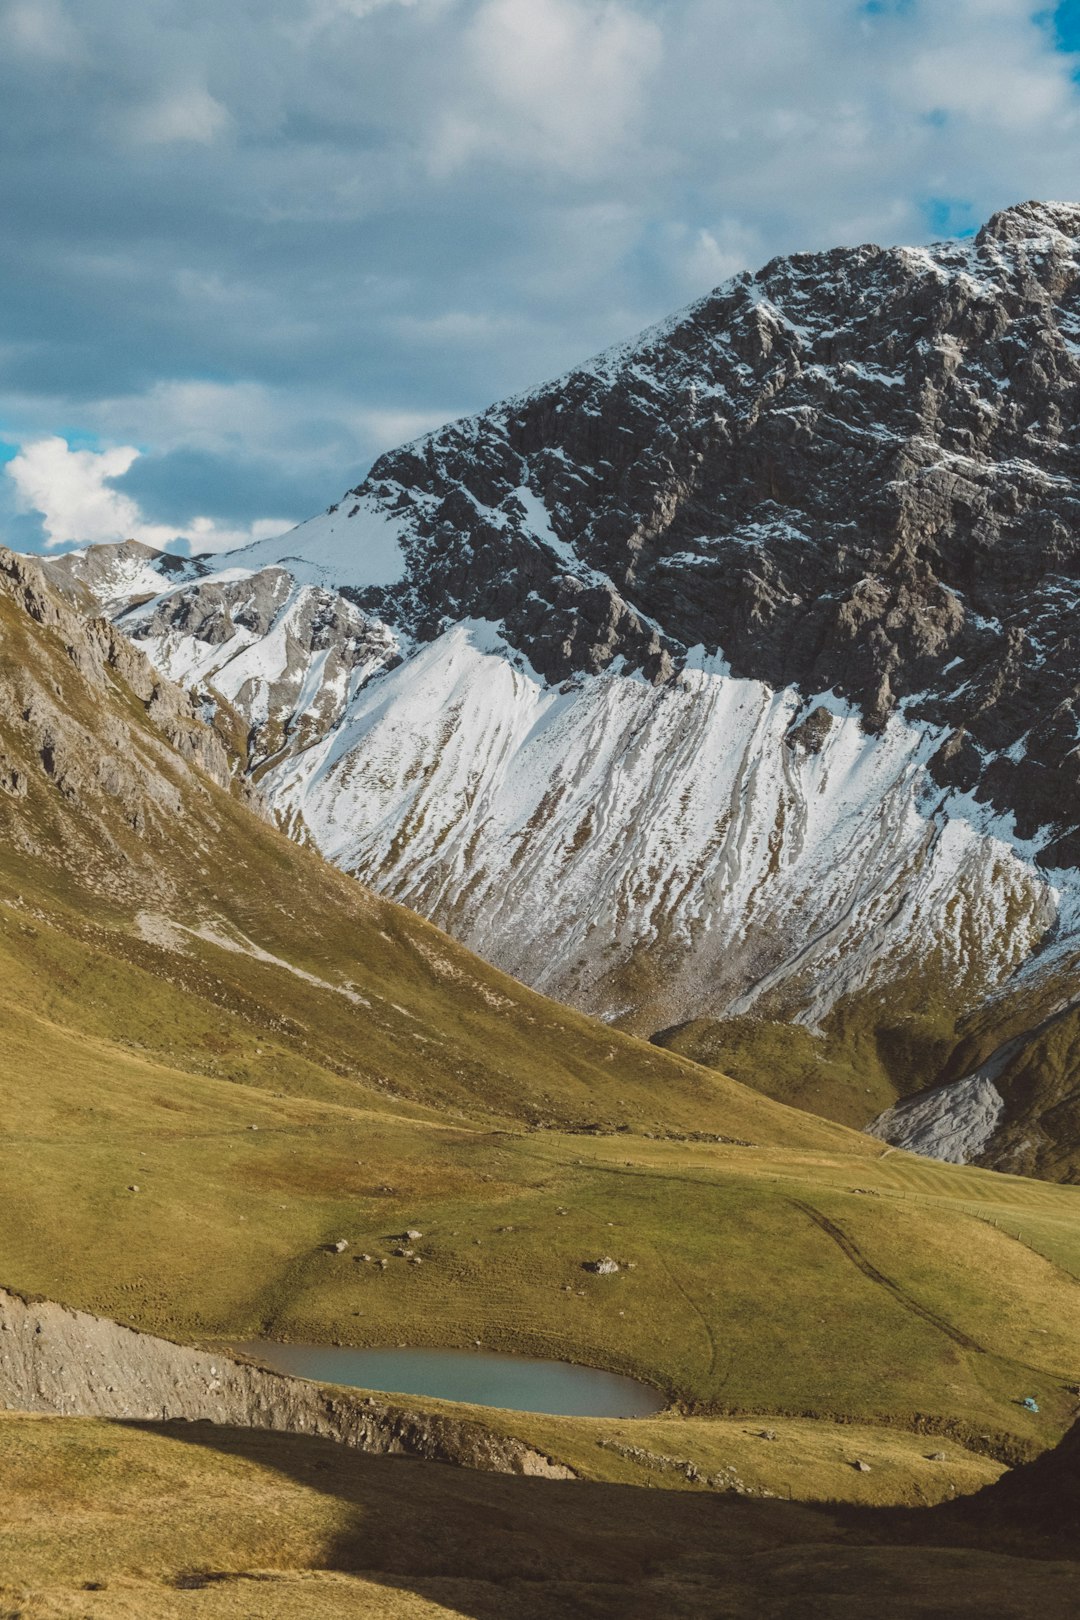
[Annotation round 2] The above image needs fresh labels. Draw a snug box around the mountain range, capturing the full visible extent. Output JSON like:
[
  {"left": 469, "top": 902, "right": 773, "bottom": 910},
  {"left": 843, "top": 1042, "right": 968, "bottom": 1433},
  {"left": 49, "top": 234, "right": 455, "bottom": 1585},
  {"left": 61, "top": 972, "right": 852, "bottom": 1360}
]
[
  {"left": 48, "top": 198, "right": 1080, "bottom": 1180},
  {"left": 9, "top": 205, "right": 1080, "bottom": 1614},
  {"left": 6, "top": 533, "right": 1080, "bottom": 1486}
]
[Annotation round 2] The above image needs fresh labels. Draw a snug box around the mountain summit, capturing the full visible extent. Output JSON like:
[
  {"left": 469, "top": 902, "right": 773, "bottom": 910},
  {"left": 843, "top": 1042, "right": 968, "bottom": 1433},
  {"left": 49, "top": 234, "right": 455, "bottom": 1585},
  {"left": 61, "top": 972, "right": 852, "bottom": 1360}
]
[{"left": 51, "top": 201, "right": 1080, "bottom": 1176}]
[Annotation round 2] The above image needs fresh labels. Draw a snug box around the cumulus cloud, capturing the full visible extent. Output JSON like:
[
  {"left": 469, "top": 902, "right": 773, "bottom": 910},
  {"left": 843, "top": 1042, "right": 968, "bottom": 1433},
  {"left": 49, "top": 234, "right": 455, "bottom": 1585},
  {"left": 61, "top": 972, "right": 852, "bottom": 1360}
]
[
  {"left": 436, "top": 0, "right": 661, "bottom": 175},
  {"left": 129, "top": 84, "right": 230, "bottom": 145},
  {"left": 5, "top": 437, "right": 287, "bottom": 553},
  {"left": 4, "top": 0, "right": 1080, "bottom": 553}
]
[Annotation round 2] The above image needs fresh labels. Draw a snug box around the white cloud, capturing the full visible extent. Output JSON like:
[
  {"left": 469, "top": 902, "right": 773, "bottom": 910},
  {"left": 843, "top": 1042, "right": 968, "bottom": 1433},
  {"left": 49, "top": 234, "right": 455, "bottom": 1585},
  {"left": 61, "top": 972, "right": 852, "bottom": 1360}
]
[
  {"left": 435, "top": 0, "right": 661, "bottom": 175},
  {"left": 130, "top": 84, "right": 229, "bottom": 146},
  {"left": 8, "top": 0, "right": 1080, "bottom": 558},
  {"left": 350, "top": 405, "right": 455, "bottom": 445},
  {"left": 6, "top": 437, "right": 287, "bottom": 554},
  {"left": 8, "top": 438, "right": 143, "bottom": 548},
  {"left": 1, "top": 0, "right": 80, "bottom": 60},
  {"left": 94, "top": 380, "right": 294, "bottom": 456},
  {"left": 298, "top": 0, "right": 429, "bottom": 28}
]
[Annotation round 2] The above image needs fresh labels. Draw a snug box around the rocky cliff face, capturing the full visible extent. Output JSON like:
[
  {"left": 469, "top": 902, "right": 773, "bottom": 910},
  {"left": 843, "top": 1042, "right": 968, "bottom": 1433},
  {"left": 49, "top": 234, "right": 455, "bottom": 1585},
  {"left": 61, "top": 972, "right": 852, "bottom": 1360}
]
[
  {"left": 47, "top": 201, "right": 1080, "bottom": 1173},
  {"left": 0, "top": 546, "right": 260, "bottom": 908}
]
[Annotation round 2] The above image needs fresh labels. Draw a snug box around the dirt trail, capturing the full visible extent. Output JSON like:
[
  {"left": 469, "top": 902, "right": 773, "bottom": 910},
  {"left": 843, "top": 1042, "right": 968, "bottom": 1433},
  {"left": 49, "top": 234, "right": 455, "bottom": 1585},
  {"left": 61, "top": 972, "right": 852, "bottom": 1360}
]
[{"left": 787, "top": 1200, "right": 986, "bottom": 1353}]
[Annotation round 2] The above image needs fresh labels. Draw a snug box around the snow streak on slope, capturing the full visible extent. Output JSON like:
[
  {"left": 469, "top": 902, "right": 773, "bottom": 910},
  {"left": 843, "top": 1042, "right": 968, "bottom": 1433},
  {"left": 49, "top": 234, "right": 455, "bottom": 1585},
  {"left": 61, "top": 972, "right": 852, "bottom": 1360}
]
[
  {"left": 868, "top": 1075, "right": 1006, "bottom": 1165},
  {"left": 262, "top": 621, "right": 1056, "bottom": 1035},
  {"left": 125, "top": 567, "right": 403, "bottom": 758},
  {"left": 224, "top": 493, "right": 409, "bottom": 592}
]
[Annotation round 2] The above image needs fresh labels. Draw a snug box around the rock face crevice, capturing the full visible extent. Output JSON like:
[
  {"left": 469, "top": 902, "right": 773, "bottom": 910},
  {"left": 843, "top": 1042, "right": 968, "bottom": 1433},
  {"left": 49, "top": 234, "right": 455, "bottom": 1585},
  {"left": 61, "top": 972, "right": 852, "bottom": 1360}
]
[{"left": 0, "top": 1288, "right": 573, "bottom": 1479}]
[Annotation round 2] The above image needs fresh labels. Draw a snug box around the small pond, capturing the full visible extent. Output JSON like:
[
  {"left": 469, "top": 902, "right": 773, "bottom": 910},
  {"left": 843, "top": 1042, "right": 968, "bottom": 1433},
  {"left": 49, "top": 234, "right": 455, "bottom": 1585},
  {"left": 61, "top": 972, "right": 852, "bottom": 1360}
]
[{"left": 234, "top": 1340, "right": 665, "bottom": 1418}]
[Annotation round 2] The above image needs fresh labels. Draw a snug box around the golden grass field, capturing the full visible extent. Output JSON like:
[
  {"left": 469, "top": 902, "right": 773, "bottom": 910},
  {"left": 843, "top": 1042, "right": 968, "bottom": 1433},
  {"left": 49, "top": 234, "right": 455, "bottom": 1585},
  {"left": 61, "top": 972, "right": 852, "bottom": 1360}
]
[{"left": 2, "top": 1411, "right": 1077, "bottom": 1620}]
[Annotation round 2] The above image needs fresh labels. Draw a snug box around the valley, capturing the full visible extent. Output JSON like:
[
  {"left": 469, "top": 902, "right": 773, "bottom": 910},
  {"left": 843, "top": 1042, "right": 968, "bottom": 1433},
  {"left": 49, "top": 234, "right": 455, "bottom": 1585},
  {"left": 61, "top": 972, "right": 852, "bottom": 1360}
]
[{"left": 6, "top": 207, "right": 1080, "bottom": 1617}]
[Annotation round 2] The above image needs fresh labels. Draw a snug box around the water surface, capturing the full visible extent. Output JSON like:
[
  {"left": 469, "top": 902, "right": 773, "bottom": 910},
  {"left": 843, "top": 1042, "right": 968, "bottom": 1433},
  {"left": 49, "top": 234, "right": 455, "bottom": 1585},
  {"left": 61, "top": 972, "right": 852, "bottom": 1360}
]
[{"left": 235, "top": 1340, "right": 664, "bottom": 1418}]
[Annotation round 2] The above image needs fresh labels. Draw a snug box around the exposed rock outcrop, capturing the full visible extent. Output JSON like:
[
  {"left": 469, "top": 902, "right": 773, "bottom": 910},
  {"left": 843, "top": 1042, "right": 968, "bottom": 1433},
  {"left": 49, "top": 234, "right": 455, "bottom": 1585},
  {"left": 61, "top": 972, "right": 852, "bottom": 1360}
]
[
  {"left": 0, "top": 545, "right": 262, "bottom": 905},
  {"left": 0, "top": 1287, "right": 572, "bottom": 1479}
]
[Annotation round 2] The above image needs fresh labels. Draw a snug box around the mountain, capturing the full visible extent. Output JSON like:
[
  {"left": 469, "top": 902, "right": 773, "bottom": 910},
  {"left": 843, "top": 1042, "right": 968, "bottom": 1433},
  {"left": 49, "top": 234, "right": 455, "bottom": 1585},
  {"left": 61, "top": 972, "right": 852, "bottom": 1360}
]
[
  {"left": 8, "top": 538, "right": 1080, "bottom": 1500},
  {"left": 48, "top": 199, "right": 1080, "bottom": 1177}
]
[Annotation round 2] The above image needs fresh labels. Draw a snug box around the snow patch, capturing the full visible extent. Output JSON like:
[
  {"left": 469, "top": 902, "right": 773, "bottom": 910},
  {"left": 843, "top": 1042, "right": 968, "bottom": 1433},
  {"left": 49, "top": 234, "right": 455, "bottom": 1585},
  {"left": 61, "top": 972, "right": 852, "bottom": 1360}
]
[
  {"left": 225, "top": 495, "right": 408, "bottom": 592},
  {"left": 259, "top": 620, "right": 1056, "bottom": 1031}
]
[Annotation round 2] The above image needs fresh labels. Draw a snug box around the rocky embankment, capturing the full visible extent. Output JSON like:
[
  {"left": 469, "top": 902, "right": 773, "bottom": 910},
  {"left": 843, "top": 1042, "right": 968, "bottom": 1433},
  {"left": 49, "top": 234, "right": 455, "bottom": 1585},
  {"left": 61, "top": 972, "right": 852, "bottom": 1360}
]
[{"left": 0, "top": 1288, "right": 572, "bottom": 1479}]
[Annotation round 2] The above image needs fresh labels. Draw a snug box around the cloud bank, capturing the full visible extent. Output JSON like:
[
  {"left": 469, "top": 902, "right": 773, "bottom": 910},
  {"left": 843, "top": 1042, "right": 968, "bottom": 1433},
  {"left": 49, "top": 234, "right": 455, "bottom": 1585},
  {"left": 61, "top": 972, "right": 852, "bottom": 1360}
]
[
  {"left": 2, "top": 0, "right": 1079, "bottom": 551},
  {"left": 6, "top": 437, "right": 288, "bottom": 553}
]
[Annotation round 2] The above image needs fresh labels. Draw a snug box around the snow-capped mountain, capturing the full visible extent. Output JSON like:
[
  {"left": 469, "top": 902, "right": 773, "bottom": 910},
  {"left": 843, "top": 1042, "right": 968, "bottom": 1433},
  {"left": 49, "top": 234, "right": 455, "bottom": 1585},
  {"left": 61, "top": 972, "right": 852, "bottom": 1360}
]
[{"left": 49, "top": 200, "right": 1080, "bottom": 1177}]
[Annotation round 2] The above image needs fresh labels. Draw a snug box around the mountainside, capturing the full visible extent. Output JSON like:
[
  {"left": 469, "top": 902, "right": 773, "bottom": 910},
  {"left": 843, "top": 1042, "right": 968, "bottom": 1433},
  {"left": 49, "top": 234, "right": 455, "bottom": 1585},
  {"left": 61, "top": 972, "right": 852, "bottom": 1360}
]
[
  {"left": 1, "top": 542, "right": 797, "bottom": 1146},
  {"left": 9, "top": 539, "right": 1080, "bottom": 1490},
  {"left": 50, "top": 199, "right": 1080, "bottom": 1176}
]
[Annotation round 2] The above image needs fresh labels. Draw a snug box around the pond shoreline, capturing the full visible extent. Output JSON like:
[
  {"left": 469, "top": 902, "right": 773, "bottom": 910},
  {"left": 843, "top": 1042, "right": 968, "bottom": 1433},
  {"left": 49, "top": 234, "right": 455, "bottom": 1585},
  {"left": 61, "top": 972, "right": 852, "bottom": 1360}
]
[{"left": 230, "top": 1338, "right": 666, "bottom": 1418}]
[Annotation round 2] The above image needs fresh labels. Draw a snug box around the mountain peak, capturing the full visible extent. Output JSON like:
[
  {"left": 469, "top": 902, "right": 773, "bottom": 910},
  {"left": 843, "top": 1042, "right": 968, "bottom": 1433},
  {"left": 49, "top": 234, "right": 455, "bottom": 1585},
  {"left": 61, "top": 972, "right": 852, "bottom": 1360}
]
[
  {"left": 44, "top": 200, "right": 1080, "bottom": 1175},
  {"left": 975, "top": 197, "right": 1080, "bottom": 245}
]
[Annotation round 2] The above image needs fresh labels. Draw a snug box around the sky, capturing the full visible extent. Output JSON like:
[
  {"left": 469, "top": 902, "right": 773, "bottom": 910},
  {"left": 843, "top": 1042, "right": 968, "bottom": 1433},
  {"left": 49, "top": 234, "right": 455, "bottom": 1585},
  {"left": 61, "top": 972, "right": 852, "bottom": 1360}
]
[{"left": 3, "top": 0, "right": 1080, "bottom": 555}]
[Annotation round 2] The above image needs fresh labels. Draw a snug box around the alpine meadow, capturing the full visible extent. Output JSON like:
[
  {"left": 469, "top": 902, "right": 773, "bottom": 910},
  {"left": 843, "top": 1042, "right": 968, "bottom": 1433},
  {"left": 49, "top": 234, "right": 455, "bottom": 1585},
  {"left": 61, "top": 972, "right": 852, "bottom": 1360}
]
[{"left": 5, "top": 4, "right": 1080, "bottom": 1617}]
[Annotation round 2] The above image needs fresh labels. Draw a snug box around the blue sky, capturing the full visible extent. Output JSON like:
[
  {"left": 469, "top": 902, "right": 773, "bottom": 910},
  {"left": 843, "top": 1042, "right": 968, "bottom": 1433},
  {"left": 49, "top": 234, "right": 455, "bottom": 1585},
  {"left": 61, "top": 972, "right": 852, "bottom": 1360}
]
[{"left": 3, "top": 0, "right": 1080, "bottom": 553}]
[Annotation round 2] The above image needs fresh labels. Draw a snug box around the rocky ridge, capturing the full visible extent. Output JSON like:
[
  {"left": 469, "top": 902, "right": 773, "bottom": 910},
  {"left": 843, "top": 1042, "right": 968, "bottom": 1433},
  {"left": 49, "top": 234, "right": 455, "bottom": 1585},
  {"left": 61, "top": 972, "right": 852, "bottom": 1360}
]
[
  {"left": 46, "top": 201, "right": 1080, "bottom": 1172},
  {"left": 0, "top": 546, "right": 260, "bottom": 907}
]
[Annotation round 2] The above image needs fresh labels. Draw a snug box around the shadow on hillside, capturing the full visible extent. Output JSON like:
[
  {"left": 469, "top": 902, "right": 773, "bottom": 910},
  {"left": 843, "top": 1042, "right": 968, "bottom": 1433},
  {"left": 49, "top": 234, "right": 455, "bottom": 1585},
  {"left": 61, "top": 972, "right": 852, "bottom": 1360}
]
[{"left": 116, "top": 1416, "right": 1080, "bottom": 1619}]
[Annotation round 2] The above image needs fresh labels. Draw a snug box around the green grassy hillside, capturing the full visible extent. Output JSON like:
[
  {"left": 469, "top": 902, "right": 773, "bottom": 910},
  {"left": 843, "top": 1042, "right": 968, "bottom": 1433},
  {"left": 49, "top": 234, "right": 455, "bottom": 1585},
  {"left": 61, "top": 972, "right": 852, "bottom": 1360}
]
[
  {"left": 653, "top": 960, "right": 1080, "bottom": 1185},
  {"left": 2, "top": 543, "right": 1080, "bottom": 1489},
  {"left": 1, "top": 1412, "right": 1076, "bottom": 1620}
]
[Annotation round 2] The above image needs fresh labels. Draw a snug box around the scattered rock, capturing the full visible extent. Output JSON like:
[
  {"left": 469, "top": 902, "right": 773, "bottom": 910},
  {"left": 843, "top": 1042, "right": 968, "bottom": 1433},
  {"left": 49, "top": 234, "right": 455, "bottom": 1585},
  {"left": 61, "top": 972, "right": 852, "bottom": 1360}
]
[
  {"left": 583, "top": 1257, "right": 620, "bottom": 1275},
  {"left": 329, "top": 1239, "right": 349, "bottom": 1254},
  {"left": 127, "top": 1185, "right": 140, "bottom": 1193},
  {"left": 377, "top": 1258, "right": 389, "bottom": 1269},
  {"left": 404, "top": 1229, "right": 423, "bottom": 1241},
  {"left": 928, "top": 1451, "right": 947, "bottom": 1462},
  {"left": 852, "top": 1460, "right": 872, "bottom": 1473},
  {"left": 596, "top": 1439, "right": 769, "bottom": 1497},
  {"left": 409, "top": 1256, "right": 423, "bottom": 1265},
  {"left": 759, "top": 1429, "right": 778, "bottom": 1441}
]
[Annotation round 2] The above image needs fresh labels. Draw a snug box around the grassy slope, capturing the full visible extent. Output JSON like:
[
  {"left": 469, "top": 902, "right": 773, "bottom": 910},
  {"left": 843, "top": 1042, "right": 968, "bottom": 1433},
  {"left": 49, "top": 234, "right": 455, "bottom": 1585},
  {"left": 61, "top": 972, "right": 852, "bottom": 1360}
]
[
  {"left": 6, "top": 884, "right": 1080, "bottom": 1455},
  {"left": 1, "top": 1414, "right": 1076, "bottom": 1620},
  {"left": 3, "top": 549, "right": 1080, "bottom": 1482},
  {"left": 651, "top": 962, "right": 975, "bottom": 1134},
  {"left": 653, "top": 958, "right": 1080, "bottom": 1186}
]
